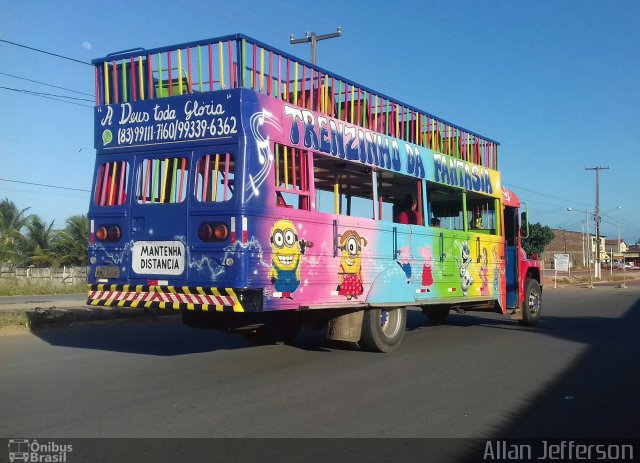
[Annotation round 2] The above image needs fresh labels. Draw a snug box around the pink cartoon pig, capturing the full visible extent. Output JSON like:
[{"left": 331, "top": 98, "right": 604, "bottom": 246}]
[{"left": 419, "top": 244, "right": 434, "bottom": 287}]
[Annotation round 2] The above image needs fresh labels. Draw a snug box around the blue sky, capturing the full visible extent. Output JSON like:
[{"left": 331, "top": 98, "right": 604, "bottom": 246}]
[{"left": 1, "top": 0, "right": 638, "bottom": 242}]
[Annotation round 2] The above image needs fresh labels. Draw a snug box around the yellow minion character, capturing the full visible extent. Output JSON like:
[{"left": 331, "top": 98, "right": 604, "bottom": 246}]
[
  {"left": 268, "top": 219, "right": 312, "bottom": 294},
  {"left": 337, "top": 230, "right": 367, "bottom": 299}
]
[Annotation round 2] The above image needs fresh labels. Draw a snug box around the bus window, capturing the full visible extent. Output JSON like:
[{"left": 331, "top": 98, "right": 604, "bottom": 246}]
[
  {"left": 313, "top": 155, "right": 375, "bottom": 219},
  {"left": 427, "top": 183, "right": 465, "bottom": 230},
  {"left": 466, "top": 192, "right": 497, "bottom": 234},
  {"left": 136, "top": 156, "right": 189, "bottom": 204},
  {"left": 312, "top": 154, "right": 338, "bottom": 215},
  {"left": 94, "top": 160, "right": 129, "bottom": 206},
  {"left": 274, "top": 145, "right": 309, "bottom": 210},
  {"left": 376, "top": 170, "right": 423, "bottom": 225},
  {"left": 195, "top": 153, "right": 234, "bottom": 203}
]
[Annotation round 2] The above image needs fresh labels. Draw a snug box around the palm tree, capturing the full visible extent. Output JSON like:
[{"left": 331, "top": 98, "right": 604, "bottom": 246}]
[
  {"left": 23, "top": 215, "right": 56, "bottom": 267},
  {"left": 55, "top": 214, "right": 89, "bottom": 266},
  {"left": 0, "top": 198, "right": 31, "bottom": 265}
]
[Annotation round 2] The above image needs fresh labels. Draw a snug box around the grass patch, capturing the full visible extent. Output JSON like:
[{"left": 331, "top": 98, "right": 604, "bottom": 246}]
[
  {"left": 0, "top": 311, "right": 29, "bottom": 329},
  {"left": 0, "top": 281, "right": 87, "bottom": 296}
]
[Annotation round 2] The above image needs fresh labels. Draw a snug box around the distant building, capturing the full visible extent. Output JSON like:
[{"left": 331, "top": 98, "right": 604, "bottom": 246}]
[
  {"left": 604, "top": 239, "right": 628, "bottom": 255},
  {"left": 542, "top": 228, "right": 610, "bottom": 269},
  {"left": 624, "top": 244, "right": 639, "bottom": 267},
  {"left": 542, "top": 228, "right": 589, "bottom": 268}
]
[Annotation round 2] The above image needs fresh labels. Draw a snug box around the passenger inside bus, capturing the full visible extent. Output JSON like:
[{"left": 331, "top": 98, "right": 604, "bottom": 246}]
[
  {"left": 431, "top": 217, "right": 441, "bottom": 227},
  {"left": 398, "top": 194, "right": 418, "bottom": 225},
  {"left": 470, "top": 210, "right": 484, "bottom": 229}
]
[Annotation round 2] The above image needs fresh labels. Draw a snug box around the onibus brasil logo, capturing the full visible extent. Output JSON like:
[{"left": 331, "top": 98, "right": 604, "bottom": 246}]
[{"left": 8, "top": 439, "right": 73, "bottom": 462}]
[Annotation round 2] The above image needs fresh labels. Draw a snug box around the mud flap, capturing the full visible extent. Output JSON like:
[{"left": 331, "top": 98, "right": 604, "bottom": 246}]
[{"left": 327, "top": 310, "right": 364, "bottom": 342}]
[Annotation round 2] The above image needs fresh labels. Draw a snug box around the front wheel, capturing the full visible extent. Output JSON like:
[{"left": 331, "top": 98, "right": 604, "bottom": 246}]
[
  {"left": 519, "top": 278, "right": 542, "bottom": 326},
  {"left": 359, "top": 307, "right": 406, "bottom": 353}
]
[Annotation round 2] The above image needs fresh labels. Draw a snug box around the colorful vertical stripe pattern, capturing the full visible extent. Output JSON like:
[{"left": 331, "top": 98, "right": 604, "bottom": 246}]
[
  {"left": 134, "top": 157, "right": 189, "bottom": 204},
  {"left": 95, "top": 36, "right": 498, "bottom": 169}
]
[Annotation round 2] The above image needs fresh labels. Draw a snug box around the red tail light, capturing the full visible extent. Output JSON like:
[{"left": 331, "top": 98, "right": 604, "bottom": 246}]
[
  {"left": 199, "top": 222, "right": 229, "bottom": 242},
  {"left": 96, "top": 226, "right": 108, "bottom": 241},
  {"left": 96, "top": 224, "right": 121, "bottom": 242},
  {"left": 198, "top": 223, "right": 214, "bottom": 241},
  {"left": 108, "top": 225, "right": 121, "bottom": 241},
  {"left": 214, "top": 224, "right": 228, "bottom": 240}
]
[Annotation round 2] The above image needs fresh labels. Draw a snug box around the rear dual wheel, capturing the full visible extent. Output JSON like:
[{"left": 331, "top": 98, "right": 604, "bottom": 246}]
[{"left": 359, "top": 307, "right": 406, "bottom": 353}]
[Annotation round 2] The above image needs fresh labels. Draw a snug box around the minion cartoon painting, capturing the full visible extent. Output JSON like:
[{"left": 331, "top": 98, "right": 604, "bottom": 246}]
[
  {"left": 337, "top": 229, "right": 367, "bottom": 300},
  {"left": 268, "top": 219, "right": 312, "bottom": 295}
]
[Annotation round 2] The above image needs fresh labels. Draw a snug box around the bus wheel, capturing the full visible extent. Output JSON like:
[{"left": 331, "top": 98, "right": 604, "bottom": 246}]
[
  {"left": 519, "top": 278, "right": 542, "bottom": 326},
  {"left": 359, "top": 307, "right": 406, "bottom": 353},
  {"left": 422, "top": 307, "right": 450, "bottom": 325}
]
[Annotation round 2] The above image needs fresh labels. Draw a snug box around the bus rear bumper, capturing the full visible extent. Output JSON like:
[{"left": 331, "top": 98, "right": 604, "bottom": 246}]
[{"left": 87, "top": 284, "right": 263, "bottom": 312}]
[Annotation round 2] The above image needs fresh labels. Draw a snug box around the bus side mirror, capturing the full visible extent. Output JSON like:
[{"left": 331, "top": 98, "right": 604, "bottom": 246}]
[{"left": 521, "top": 207, "right": 530, "bottom": 239}]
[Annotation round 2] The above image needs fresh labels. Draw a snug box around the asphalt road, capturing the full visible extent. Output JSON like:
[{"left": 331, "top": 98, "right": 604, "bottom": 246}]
[{"left": 1, "top": 285, "right": 639, "bottom": 441}]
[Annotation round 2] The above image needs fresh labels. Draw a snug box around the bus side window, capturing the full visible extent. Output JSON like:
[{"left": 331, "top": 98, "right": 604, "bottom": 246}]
[
  {"left": 273, "top": 145, "right": 310, "bottom": 211},
  {"left": 427, "top": 184, "right": 465, "bottom": 230},
  {"left": 466, "top": 193, "right": 497, "bottom": 234}
]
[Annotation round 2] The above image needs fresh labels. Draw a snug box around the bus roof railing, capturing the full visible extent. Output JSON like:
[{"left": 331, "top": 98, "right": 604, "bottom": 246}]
[{"left": 94, "top": 33, "right": 499, "bottom": 169}]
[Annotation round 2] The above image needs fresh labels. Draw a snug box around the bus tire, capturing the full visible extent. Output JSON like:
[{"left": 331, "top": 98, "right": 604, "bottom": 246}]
[
  {"left": 359, "top": 307, "right": 406, "bottom": 353},
  {"left": 519, "top": 278, "right": 542, "bottom": 326},
  {"left": 423, "top": 307, "right": 450, "bottom": 325}
]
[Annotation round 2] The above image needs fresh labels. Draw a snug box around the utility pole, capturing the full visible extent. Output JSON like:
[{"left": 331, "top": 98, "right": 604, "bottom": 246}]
[
  {"left": 585, "top": 166, "right": 609, "bottom": 279},
  {"left": 290, "top": 27, "right": 342, "bottom": 65}
]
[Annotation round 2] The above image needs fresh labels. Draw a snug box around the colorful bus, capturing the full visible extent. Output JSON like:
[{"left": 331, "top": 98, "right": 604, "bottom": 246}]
[{"left": 88, "top": 33, "right": 541, "bottom": 352}]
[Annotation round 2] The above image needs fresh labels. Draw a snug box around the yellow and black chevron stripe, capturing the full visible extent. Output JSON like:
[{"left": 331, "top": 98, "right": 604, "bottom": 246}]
[{"left": 87, "top": 284, "right": 245, "bottom": 312}]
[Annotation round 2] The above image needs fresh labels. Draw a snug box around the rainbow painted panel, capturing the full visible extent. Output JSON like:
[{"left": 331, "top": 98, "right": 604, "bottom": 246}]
[{"left": 89, "top": 88, "right": 507, "bottom": 314}]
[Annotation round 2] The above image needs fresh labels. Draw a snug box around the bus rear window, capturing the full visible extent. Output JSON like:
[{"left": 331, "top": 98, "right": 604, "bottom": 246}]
[
  {"left": 136, "top": 157, "right": 189, "bottom": 204},
  {"left": 94, "top": 160, "right": 129, "bottom": 206},
  {"left": 195, "top": 153, "right": 234, "bottom": 202}
]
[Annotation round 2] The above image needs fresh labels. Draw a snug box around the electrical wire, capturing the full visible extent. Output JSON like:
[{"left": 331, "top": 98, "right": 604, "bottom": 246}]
[
  {"left": 0, "top": 178, "right": 91, "bottom": 192},
  {"left": 0, "top": 86, "right": 92, "bottom": 108},
  {"left": 0, "top": 71, "right": 93, "bottom": 96},
  {"left": 0, "top": 38, "right": 91, "bottom": 65}
]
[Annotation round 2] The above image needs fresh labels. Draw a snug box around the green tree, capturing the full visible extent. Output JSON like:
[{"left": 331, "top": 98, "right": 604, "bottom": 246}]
[
  {"left": 522, "top": 222, "right": 555, "bottom": 257},
  {"left": 0, "top": 198, "right": 32, "bottom": 265},
  {"left": 54, "top": 214, "right": 88, "bottom": 266},
  {"left": 22, "top": 215, "right": 56, "bottom": 267}
]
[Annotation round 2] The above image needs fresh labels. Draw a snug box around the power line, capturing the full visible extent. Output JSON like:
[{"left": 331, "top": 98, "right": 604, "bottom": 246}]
[
  {"left": 0, "top": 38, "right": 91, "bottom": 66},
  {"left": 0, "top": 178, "right": 90, "bottom": 193},
  {"left": 0, "top": 86, "right": 93, "bottom": 108},
  {"left": 0, "top": 187, "right": 88, "bottom": 200},
  {"left": 0, "top": 86, "right": 92, "bottom": 102},
  {"left": 502, "top": 181, "right": 592, "bottom": 208},
  {"left": 0, "top": 71, "right": 93, "bottom": 96}
]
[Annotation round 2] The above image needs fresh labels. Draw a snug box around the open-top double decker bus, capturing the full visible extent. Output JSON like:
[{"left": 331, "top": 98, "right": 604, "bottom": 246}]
[{"left": 88, "top": 33, "right": 541, "bottom": 352}]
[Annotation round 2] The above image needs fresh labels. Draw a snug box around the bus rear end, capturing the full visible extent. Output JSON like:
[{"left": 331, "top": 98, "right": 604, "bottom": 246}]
[
  {"left": 87, "top": 144, "right": 262, "bottom": 315},
  {"left": 87, "top": 45, "right": 263, "bottom": 322}
]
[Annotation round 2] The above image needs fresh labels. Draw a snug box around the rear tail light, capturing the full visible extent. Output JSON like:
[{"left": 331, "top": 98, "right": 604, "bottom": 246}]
[
  {"left": 214, "top": 224, "right": 228, "bottom": 240},
  {"left": 198, "top": 223, "right": 214, "bottom": 241},
  {"left": 96, "top": 224, "right": 121, "bottom": 242},
  {"left": 199, "top": 222, "right": 229, "bottom": 242},
  {"left": 107, "top": 225, "right": 121, "bottom": 241}
]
